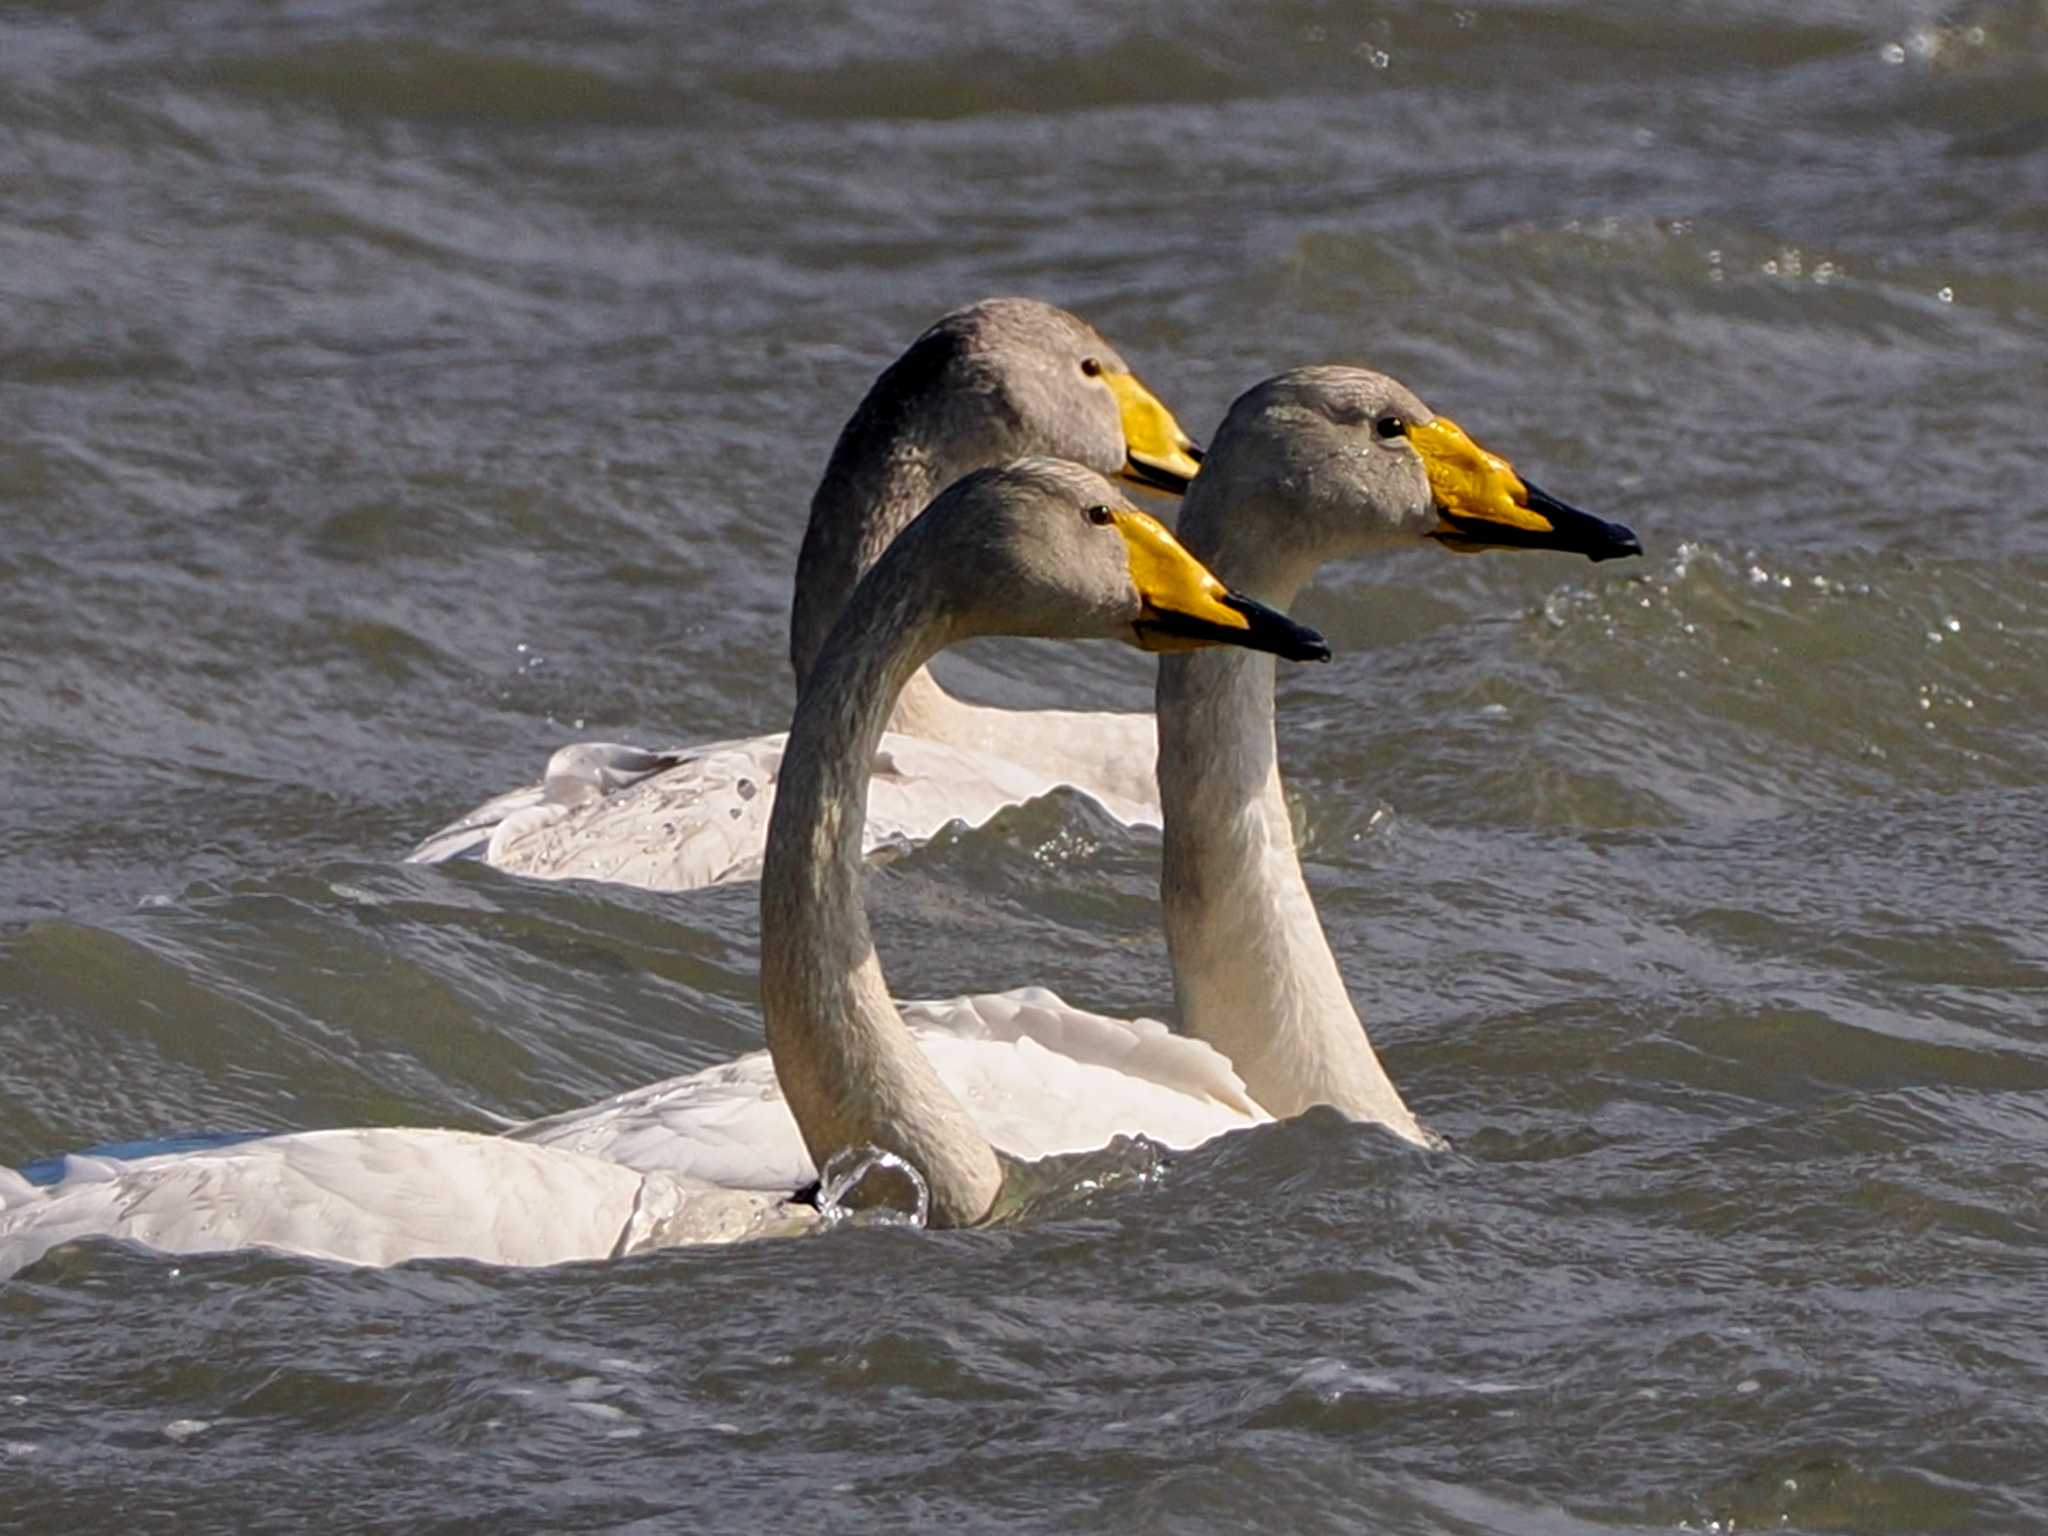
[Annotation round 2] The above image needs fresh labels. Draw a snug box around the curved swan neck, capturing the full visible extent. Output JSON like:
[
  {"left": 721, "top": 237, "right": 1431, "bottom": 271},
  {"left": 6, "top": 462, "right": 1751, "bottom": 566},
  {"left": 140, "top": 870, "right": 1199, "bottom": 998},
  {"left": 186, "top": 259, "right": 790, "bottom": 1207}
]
[
  {"left": 790, "top": 434, "right": 943, "bottom": 689},
  {"left": 790, "top": 334, "right": 1026, "bottom": 690},
  {"left": 789, "top": 373, "right": 991, "bottom": 747},
  {"left": 761, "top": 545, "right": 1005, "bottom": 1227},
  {"left": 886, "top": 664, "right": 972, "bottom": 740},
  {"left": 1156, "top": 487, "right": 1425, "bottom": 1140}
]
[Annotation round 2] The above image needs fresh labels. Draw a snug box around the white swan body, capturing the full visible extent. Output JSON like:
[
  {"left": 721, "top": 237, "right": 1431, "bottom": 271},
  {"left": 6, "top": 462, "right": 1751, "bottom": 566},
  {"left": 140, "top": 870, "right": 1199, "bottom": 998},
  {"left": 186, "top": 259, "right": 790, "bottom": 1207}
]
[
  {"left": 0, "top": 992, "right": 1259, "bottom": 1280},
  {"left": 407, "top": 299, "right": 1194, "bottom": 886},
  {"left": 0, "top": 462, "right": 1318, "bottom": 1271},
  {"left": 514, "top": 987, "right": 1266, "bottom": 1184},
  {"left": 410, "top": 727, "right": 1157, "bottom": 889},
  {"left": 0, "top": 1130, "right": 812, "bottom": 1279}
]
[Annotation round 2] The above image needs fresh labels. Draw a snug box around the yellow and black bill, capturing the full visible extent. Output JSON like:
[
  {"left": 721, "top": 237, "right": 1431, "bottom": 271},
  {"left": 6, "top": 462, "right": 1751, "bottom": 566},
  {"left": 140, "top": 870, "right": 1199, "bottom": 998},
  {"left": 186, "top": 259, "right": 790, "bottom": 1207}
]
[
  {"left": 1410, "top": 416, "right": 1642, "bottom": 563},
  {"left": 1113, "top": 506, "right": 1330, "bottom": 662},
  {"left": 1102, "top": 370, "right": 1207, "bottom": 495}
]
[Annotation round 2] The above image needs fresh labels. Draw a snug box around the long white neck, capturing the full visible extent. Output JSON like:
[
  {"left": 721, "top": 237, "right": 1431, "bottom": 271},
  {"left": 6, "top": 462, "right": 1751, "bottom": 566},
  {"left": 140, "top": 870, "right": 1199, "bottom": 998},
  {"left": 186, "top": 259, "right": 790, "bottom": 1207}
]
[
  {"left": 1157, "top": 503, "right": 1426, "bottom": 1143},
  {"left": 761, "top": 547, "right": 1005, "bottom": 1226}
]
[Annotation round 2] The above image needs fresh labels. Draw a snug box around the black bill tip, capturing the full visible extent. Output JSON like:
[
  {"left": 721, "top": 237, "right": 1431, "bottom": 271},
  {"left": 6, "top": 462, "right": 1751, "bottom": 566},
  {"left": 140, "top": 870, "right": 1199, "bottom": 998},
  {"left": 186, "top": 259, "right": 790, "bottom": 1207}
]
[
  {"left": 1435, "top": 481, "right": 1643, "bottom": 563},
  {"left": 1222, "top": 591, "right": 1332, "bottom": 663},
  {"left": 1525, "top": 481, "right": 1642, "bottom": 562},
  {"left": 1135, "top": 590, "right": 1331, "bottom": 663}
]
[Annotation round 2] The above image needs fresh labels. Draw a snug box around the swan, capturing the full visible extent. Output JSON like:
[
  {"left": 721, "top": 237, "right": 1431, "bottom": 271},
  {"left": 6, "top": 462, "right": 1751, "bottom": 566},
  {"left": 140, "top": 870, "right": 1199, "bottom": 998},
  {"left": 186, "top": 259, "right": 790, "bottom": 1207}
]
[
  {"left": 508, "top": 366, "right": 1640, "bottom": 1174},
  {"left": 1155, "top": 368, "right": 1639, "bottom": 1130},
  {"left": 405, "top": 298, "right": 1204, "bottom": 889},
  {"left": 0, "top": 460, "right": 1324, "bottom": 1274}
]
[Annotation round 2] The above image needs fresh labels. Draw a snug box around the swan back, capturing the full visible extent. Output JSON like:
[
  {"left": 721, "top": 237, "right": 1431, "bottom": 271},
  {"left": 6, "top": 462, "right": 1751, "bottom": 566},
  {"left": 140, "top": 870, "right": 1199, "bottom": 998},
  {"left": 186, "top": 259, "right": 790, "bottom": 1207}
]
[{"left": 0, "top": 1129, "right": 808, "bottom": 1279}]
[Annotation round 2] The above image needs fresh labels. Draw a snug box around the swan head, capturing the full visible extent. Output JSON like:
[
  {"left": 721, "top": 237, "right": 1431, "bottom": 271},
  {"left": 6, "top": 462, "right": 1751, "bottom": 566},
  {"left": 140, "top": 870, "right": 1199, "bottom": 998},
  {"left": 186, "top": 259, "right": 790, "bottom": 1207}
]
[
  {"left": 795, "top": 299, "right": 1207, "bottom": 682},
  {"left": 1185, "top": 367, "right": 1641, "bottom": 596},
  {"left": 883, "top": 298, "right": 1205, "bottom": 495},
  {"left": 912, "top": 458, "right": 1330, "bottom": 663}
]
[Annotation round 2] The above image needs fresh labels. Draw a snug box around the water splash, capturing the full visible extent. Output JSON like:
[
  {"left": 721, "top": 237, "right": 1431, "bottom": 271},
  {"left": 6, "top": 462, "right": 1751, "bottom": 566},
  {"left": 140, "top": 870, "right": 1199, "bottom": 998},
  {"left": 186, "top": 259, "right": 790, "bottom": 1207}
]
[
  {"left": 990, "top": 1134, "right": 1170, "bottom": 1224},
  {"left": 813, "top": 1145, "right": 930, "bottom": 1230}
]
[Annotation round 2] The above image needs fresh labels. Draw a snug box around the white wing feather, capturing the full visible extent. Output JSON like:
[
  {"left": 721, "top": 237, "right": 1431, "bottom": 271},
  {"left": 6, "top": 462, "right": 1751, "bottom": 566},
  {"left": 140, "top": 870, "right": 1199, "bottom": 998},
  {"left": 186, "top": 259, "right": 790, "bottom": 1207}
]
[
  {"left": 0, "top": 1128, "right": 810, "bottom": 1280},
  {"left": 406, "top": 732, "right": 1161, "bottom": 891},
  {"left": 511, "top": 986, "right": 1268, "bottom": 1183}
]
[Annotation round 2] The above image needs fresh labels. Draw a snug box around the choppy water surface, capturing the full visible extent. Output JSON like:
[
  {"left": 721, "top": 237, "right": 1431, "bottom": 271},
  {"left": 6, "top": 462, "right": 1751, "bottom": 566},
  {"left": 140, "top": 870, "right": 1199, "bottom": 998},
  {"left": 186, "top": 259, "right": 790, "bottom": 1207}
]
[{"left": 5, "top": 1, "right": 2047, "bottom": 1530}]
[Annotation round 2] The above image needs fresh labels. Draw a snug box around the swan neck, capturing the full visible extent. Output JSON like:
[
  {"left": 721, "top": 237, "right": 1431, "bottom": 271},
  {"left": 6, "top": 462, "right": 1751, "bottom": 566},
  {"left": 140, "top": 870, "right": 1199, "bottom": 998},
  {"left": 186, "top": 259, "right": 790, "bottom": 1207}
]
[
  {"left": 1155, "top": 484, "right": 1425, "bottom": 1140},
  {"left": 1173, "top": 477, "right": 1320, "bottom": 616},
  {"left": 761, "top": 552, "right": 1005, "bottom": 1225},
  {"left": 886, "top": 664, "right": 966, "bottom": 739},
  {"left": 790, "top": 442, "right": 939, "bottom": 688}
]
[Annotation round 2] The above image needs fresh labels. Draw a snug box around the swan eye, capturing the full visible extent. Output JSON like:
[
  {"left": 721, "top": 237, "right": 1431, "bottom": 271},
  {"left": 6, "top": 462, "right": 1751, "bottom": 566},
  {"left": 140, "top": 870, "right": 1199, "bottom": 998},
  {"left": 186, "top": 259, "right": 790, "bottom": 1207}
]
[
  {"left": 1085, "top": 503, "right": 1115, "bottom": 527},
  {"left": 1374, "top": 416, "right": 1407, "bottom": 440},
  {"left": 1080, "top": 356, "right": 1103, "bottom": 378}
]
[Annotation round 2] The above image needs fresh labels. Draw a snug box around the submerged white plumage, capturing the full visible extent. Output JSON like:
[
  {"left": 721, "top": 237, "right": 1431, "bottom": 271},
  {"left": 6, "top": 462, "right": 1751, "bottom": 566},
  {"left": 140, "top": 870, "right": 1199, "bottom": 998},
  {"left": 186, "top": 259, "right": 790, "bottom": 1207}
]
[
  {"left": 0, "top": 1130, "right": 811, "bottom": 1278},
  {"left": 0, "top": 996, "right": 1261, "bottom": 1280},
  {"left": 515, "top": 987, "right": 1266, "bottom": 1186},
  {"left": 407, "top": 729, "right": 1156, "bottom": 888},
  {"left": 405, "top": 298, "right": 1197, "bottom": 889},
  {"left": 0, "top": 459, "right": 1318, "bottom": 1273}
]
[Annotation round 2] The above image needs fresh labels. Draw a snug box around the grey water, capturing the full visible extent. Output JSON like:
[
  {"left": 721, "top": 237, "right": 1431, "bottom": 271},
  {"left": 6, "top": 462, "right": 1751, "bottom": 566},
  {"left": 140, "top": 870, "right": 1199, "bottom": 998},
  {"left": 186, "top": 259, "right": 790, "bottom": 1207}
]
[{"left": 4, "top": 0, "right": 2047, "bottom": 1530}]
